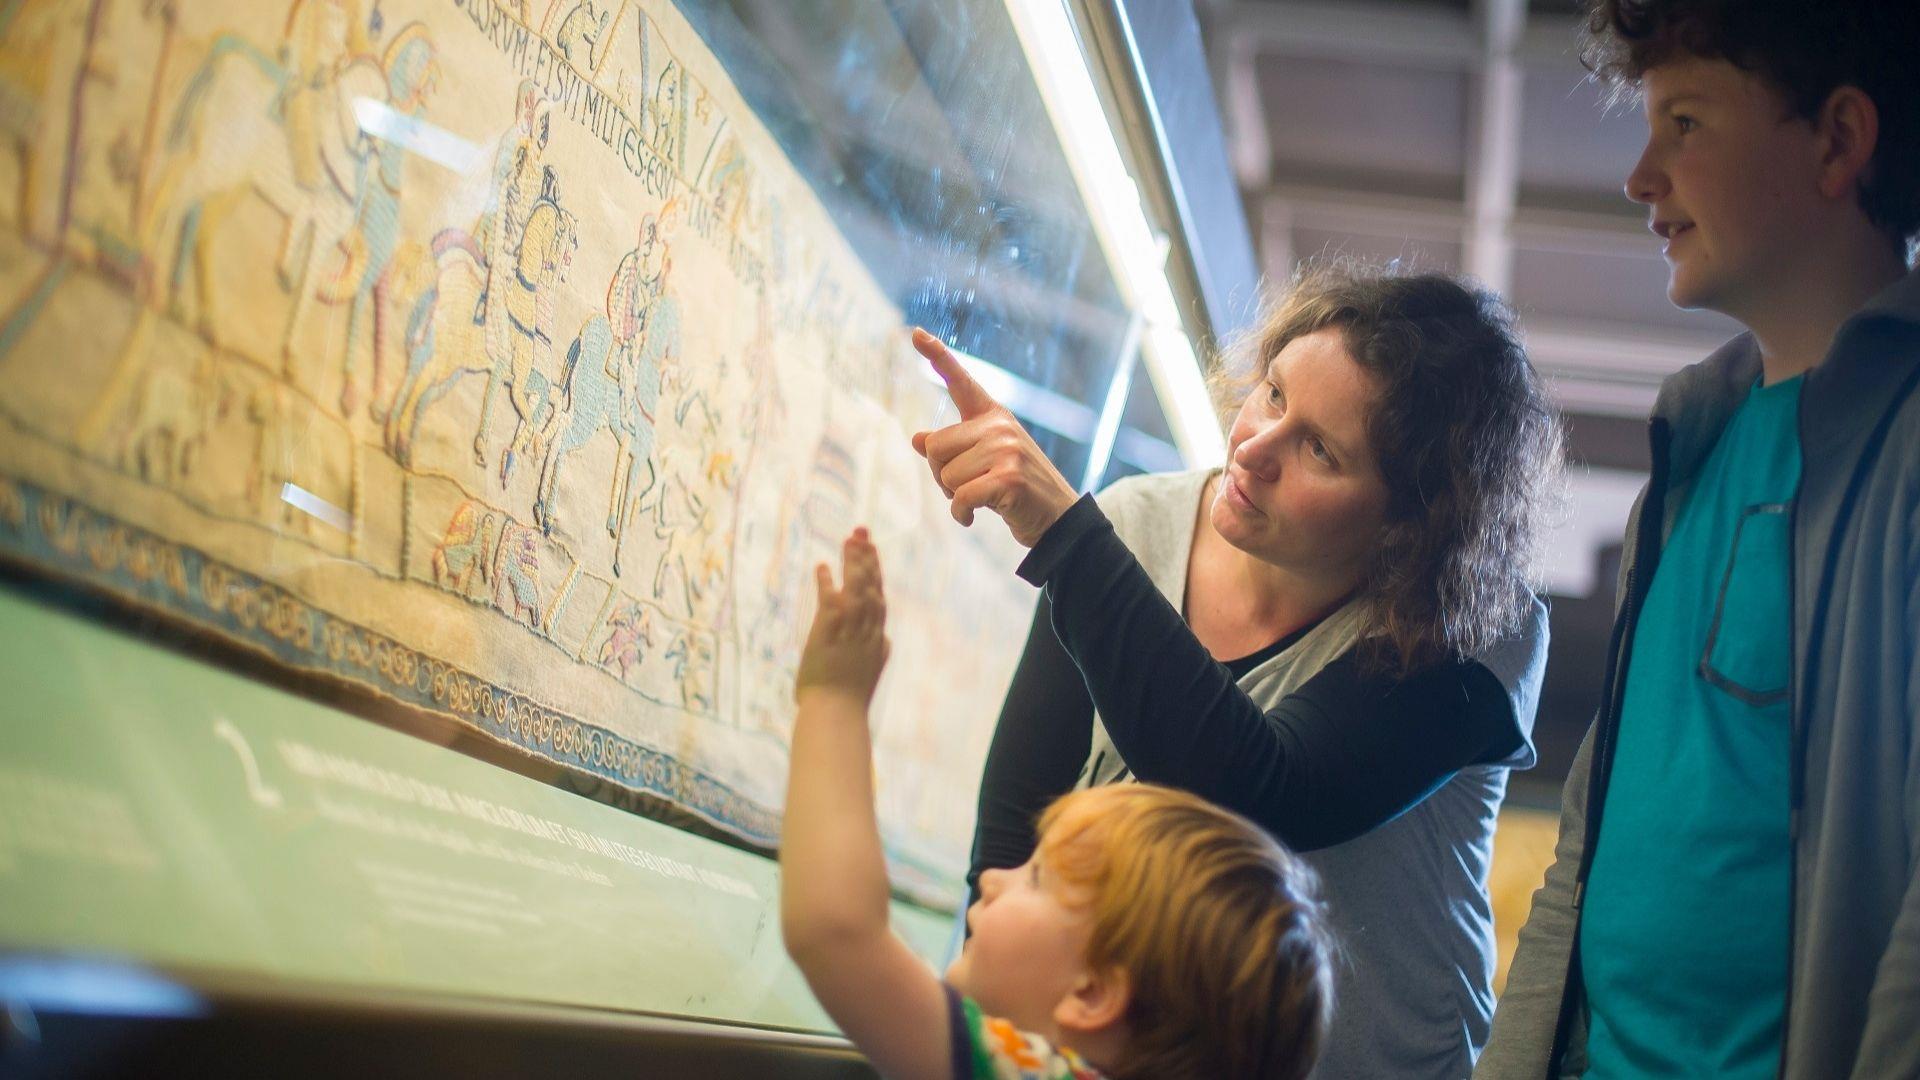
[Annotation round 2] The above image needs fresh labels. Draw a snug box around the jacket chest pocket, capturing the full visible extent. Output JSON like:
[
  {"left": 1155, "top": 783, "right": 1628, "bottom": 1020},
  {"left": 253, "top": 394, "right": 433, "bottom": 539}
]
[{"left": 1698, "top": 502, "right": 1792, "bottom": 706}]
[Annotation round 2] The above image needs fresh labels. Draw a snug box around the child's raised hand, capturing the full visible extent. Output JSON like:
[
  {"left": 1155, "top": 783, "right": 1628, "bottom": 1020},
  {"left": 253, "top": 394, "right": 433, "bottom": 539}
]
[{"left": 796, "top": 528, "right": 890, "bottom": 704}]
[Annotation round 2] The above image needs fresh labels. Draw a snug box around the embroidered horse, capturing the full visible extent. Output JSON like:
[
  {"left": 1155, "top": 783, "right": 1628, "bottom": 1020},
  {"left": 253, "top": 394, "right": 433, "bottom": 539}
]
[
  {"left": 480, "top": 193, "right": 576, "bottom": 484},
  {"left": 531, "top": 217, "right": 675, "bottom": 576},
  {"left": 144, "top": 11, "right": 426, "bottom": 385},
  {"left": 384, "top": 193, "right": 574, "bottom": 473}
]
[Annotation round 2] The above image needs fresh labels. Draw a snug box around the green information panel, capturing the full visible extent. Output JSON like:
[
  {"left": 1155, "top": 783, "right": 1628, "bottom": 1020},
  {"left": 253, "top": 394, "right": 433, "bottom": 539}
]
[{"left": 0, "top": 587, "right": 955, "bottom": 1032}]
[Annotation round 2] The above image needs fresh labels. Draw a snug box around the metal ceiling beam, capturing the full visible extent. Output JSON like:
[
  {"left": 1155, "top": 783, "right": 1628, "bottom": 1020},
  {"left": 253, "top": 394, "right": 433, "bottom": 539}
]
[
  {"left": 1221, "top": 36, "right": 1273, "bottom": 189},
  {"left": 1207, "top": 1, "right": 1584, "bottom": 69},
  {"left": 1258, "top": 197, "right": 1294, "bottom": 280},
  {"left": 1249, "top": 184, "right": 1652, "bottom": 260},
  {"left": 1527, "top": 318, "right": 1726, "bottom": 417},
  {"left": 1209, "top": 0, "right": 1478, "bottom": 70},
  {"left": 1512, "top": 209, "right": 1658, "bottom": 257},
  {"left": 1526, "top": 319, "right": 1723, "bottom": 380},
  {"left": 1259, "top": 186, "right": 1469, "bottom": 242},
  {"left": 1213, "top": 0, "right": 1717, "bottom": 416},
  {"left": 1463, "top": 0, "right": 1525, "bottom": 294}
]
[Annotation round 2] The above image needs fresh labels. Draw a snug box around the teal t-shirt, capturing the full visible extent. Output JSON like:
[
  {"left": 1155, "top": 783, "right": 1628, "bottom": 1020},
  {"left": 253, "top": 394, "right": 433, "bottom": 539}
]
[{"left": 1580, "top": 375, "right": 1802, "bottom": 1078}]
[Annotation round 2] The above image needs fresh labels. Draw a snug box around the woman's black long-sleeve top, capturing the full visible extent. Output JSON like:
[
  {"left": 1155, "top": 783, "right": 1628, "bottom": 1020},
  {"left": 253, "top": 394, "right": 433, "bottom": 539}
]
[{"left": 967, "top": 494, "right": 1524, "bottom": 893}]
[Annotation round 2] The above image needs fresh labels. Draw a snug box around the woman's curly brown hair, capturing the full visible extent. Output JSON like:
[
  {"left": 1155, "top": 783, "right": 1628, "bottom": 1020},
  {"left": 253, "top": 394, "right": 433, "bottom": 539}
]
[{"left": 1209, "top": 259, "right": 1564, "bottom": 675}]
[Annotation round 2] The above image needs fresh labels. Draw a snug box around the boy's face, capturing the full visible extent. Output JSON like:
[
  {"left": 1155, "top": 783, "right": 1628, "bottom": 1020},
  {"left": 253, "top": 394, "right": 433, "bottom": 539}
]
[
  {"left": 1626, "top": 58, "right": 1828, "bottom": 317},
  {"left": 947, "top": 851, "right": 1094, "bottom": 1035}
]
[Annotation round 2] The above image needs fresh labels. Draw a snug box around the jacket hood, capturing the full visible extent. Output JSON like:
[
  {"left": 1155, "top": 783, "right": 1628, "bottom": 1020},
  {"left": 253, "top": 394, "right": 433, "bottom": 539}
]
[
  {"left": 1648, "top": 266, "right": 1920, "bottom": 483},
  {"left": 1854, "top": 263, "right": 1920, "bottom": 327}
]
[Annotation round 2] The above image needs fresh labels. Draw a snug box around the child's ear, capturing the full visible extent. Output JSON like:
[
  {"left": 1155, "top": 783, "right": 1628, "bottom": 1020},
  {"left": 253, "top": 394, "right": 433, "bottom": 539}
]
[
  {"left": 1814, "top": 85, "right": 1880, "bottom": 202},
  {"left": 1053, "top": 965, "right": 1131, "bottom": 1035}
]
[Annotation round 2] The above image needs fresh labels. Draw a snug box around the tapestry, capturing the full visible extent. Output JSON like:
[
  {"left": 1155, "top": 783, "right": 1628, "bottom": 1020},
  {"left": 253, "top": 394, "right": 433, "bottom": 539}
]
[{"left": 0, "top": 0, "right": 1032, "bottom": 906}]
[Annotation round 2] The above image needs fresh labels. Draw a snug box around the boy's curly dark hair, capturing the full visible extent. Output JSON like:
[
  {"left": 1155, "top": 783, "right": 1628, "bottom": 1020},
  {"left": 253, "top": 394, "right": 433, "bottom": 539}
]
[
  {"left": 1581, "top": 0, "right": 1920, "bottom": 250},
  {"left": 1210, "top": 259, "right": 1564, "bottom": 676}
]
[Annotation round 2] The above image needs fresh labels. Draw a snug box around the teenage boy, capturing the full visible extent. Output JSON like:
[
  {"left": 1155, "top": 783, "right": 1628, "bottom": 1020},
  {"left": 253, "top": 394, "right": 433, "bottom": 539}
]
[{"left": 1479, "top": 3, "right": 1920, "bottom": 1079}]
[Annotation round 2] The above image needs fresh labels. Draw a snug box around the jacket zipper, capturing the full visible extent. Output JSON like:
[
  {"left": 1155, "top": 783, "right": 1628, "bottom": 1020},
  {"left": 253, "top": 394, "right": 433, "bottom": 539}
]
[
  {"left": 1776, "top": 390, "right": 1809, "bottom": 1079},
  {"left": 1548, "top": 416, "right": 1671, "bottom": 1073},
  {"left": 1580, "top": 416, "right": 1671, "bottom": 890}
]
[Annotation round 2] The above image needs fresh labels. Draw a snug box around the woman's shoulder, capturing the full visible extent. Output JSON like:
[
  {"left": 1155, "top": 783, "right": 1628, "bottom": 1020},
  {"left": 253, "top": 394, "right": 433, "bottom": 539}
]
[
  {"left": 1474, "top": 595, "right": 1548, "bottom": 688},
  {"left": 1311, "top": 596, "right": 1545, "bottom": 764},
  {"left": 1090, "top": 469, "right": 1216, "bottom": 587},
  {"left": 1284, "top": 630, "right": 1539, "bottom": 768},
  {"left": 1468, "top": 595, "right": 1548, "bottom": 765},
  {"left": 1094, "top": 467, "right": 1214, "bottom": 509},
  {"left": 1093, "top": 468, "right": 1214, "bottom": 554}
]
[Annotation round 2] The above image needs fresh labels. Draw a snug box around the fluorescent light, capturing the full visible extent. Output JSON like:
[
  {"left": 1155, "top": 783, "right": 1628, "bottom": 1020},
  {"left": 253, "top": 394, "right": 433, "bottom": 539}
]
[
  {"left": 1001, "top": 0, "right": 1228, "bottom": 468},
  {"left": 1114, "top": 427, "right": 1183, "bottom": 473},
  {"left": 915, "top": 337, "right": 1180, "bottom": 478},
  {"left": 920, "top": 343, "right": 1098, "bottom": 441},
  {"left": 1081, "top": 308, "right": 1144, "bottom": 490}
]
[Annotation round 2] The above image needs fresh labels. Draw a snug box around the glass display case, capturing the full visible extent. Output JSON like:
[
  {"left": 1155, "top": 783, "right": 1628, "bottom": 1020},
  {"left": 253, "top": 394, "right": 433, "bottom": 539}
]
[{"left": 0, "top": 0, "right": 1252, "bottom": 1070}]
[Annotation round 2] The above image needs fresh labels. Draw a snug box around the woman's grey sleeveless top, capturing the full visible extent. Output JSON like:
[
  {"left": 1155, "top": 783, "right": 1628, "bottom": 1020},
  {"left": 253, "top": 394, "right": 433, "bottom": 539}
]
[{"left": 1081, "top": 470, "right": 1547, "bottom": 1080}]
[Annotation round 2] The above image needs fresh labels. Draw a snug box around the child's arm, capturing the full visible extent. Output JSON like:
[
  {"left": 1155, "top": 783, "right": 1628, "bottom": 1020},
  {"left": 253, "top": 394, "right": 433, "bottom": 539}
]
[{"left": 781, "top": 529, "right": 951, "bottom": 1080}]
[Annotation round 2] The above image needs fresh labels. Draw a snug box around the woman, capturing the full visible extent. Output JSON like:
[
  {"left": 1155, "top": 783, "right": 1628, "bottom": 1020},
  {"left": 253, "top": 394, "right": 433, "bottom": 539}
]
[{"left": 913, "top": 262, "right": 1562, "bottom": 1079}]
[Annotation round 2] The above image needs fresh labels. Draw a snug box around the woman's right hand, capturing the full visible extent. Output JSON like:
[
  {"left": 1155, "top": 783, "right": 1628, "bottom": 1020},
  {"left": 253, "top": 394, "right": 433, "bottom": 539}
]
[{"left": 910, "top": 329, "right": 1080, "bottom": 548}]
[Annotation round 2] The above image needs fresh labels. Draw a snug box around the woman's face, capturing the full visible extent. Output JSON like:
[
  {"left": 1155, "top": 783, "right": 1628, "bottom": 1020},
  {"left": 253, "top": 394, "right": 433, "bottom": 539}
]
[{"left": 1211, "top": 327, "right": 1391, "bottom": 584}]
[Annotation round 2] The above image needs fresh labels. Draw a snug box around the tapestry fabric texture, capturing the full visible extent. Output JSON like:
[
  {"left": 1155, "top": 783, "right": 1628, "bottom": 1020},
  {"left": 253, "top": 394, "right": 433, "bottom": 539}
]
[{"left": 0, "top": 0, "right": 1030, "bottom": 904}]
